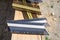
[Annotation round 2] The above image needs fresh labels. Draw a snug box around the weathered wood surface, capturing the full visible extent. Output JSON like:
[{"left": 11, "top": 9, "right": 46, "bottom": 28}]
[
  {"left": 14, "top": 10, "right": 24, "bottom": 20},
  {"left": 11, "top": 33, "right": 45, "bottom": 40},
  {"left": 11, "top": 34, "right": 41, "bottom": 40}
]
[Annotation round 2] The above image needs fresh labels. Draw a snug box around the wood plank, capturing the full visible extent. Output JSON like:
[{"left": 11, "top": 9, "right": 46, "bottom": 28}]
[
  {"left": 14, "top": 10, "right": 24, "bottom": 20},
  {"left": 12, "top": 3, "right": 40, "bottom": 12},
  {"left": 11, "top": 33, "right": 41, "bottom": 40}
]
